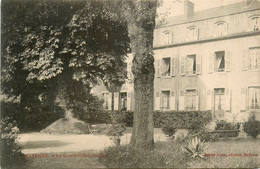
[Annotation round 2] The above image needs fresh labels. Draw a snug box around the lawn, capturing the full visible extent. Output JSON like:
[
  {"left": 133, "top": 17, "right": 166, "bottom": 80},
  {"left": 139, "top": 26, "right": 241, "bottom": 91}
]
[{"left": 99, "top": 138, "right": 260, "bottom": 168}]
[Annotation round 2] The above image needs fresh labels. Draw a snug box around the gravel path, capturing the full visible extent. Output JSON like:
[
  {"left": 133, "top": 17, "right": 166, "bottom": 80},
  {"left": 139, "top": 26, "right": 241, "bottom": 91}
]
[{"left": 18, "top": 131, "right": 167, "bottom": 154}]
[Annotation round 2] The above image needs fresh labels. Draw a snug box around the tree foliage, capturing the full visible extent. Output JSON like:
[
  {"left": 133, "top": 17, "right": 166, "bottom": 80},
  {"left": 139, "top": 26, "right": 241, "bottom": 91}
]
[{"left": 1, "top": 0, "right": 129, "bottom": 128}]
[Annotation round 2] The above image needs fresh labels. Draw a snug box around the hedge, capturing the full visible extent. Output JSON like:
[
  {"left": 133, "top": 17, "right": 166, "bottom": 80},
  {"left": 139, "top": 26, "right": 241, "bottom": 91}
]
[{"left": 102, "top": 110, "right": 212, "bottom": 130}]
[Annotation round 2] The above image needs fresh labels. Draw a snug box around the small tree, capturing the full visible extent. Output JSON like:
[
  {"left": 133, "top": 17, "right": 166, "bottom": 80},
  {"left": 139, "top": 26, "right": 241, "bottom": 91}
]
[{"left": 243, "top": 114, "right": 260, "bottom": 138}]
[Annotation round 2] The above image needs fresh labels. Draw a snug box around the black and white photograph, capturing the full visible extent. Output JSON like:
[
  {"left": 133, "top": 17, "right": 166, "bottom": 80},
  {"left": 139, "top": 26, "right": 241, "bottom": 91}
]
[{"left": 0, "top": 0, "right": 260, "bottom": 168}]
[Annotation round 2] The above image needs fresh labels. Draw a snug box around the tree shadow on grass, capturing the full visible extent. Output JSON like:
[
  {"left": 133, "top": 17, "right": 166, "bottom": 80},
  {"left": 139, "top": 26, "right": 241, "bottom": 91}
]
[{"left": 22, "top": 140, "right": 70, "bottom": 149}]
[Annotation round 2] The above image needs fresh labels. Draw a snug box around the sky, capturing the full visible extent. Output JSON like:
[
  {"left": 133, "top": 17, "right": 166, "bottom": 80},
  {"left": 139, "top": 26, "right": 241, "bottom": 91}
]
[{"left": 157, "top": 0, "right": 244, "bottom": 17}]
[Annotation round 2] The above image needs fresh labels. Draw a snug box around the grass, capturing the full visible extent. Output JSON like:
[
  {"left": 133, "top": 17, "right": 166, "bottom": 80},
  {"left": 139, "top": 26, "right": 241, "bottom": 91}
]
[{"left": 99, "top": 138, "right": 260, "bottom": 168}]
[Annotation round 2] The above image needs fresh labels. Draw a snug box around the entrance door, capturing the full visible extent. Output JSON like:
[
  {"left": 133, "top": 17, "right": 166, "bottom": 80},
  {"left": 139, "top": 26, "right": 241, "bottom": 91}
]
[{"left": 214, "top": 88, "right": 225, "bottom": 120}]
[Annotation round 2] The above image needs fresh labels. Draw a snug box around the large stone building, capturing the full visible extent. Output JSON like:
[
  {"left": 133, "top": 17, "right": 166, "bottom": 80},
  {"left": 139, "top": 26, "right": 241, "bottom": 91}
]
[{"left": 93, "top": 0, "right": 260, "bottom": 122}]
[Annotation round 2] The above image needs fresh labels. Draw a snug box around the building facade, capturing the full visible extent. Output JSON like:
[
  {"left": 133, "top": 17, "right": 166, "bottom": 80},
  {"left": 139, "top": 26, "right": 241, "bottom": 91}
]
[{"left": 93, "top": 0, "right": 260, "bottom": 122}]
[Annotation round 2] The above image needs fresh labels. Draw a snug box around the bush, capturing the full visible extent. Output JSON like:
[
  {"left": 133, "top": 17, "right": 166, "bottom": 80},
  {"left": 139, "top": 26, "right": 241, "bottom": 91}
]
[
  {"left": 215, "top": 120, "right": 238, "bottom": 130},
  {"left": 0, "top": 117, "right": 26, "bottom": 168},
  {"left": 161, "top": 119, "right": 177, "bottom": 136},
  {"left": 181, "top": 137, "right": 207, "bottom": 159},
  {"left": 243, "top": 114, "right": 260, "bottom": 138},
  {"left": 154, "top": 111, "right": 212, "bottom": 131},
  {"left": 188, "top": 130, "right": 219, "bottom": 142}
]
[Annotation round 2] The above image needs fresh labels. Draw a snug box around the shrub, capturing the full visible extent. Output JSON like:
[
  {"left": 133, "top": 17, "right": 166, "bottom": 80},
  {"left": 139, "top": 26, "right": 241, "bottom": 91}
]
[
  {"left": 243, "top": 114, "right": 260, "bottom": 138},
  {"left": 161, "top": 119, "right": 177, "bottom": 136},
  {"left": 154, "top": 111, "right": 212, "bottom": 131},
  {"left": 188, "top": 130, "right": 219, "bottom": 142},
  {"left": 181, "top": 137, "right": 207, "bottom": 159},
  {"left": 215, "top": 120, "right": 238, "bottom": 130},
  {"left": 105, "top": 124, "right": 126, "bottom": 146},
  {"left": 0, "top": 117, "right": 26, "bottom": 168}
]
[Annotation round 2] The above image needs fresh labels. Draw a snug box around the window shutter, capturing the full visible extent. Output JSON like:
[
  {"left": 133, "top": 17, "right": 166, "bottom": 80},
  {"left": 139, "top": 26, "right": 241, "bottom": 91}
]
[
  {"left": 154, "top": 91, "right": 160, "bottom": 110},
  {"left": 224, "top": 23, "right": 228, "bottom": 36},
  {"left": 245, "top": 88, "right": 249, "bottom": 110},
  {"left": 225, "top": 51, "right": 231, "bottom": 72},
  {"left": 242, "top": 49, "right": 247, "bottom": 70},
  {"left": 180, "top": 56, "right": 185, "bottom": 75},
  {"left": 127, "top": 92, "right": 132, "bottom": 111},
  {"left": 196, "top": 28, "right": 199, "bottom": 40},
  {"left": 160, "top": 60, "right": 164, "bottom": 77},
  {"left": 208, "top": 54, "right": 214, "bottom": 73},
  {"left": 206, "top": 89, "right": 212, "bottom": 110},
  {"left": 170, "top": 90, "right": 175, "bottom": 110},
  {"left": 156, "top": 59, "right": 161, "bottom": 77},
  {"left": 171, "top": 57, "right": 175, "bottom": 76},
  {"left": 214, "top": 53, "right": 218, "bottom": 72},
  {"left": 225, "top": 88, "right": 231, "bottom": 111},
  {"left": 108, "top": 93, "right": 112, "bottom": 110},
  {"left": 179, "top": 90, "right": 185, "bottom": 110},
  {"left": 196, "top": 54, "right": 202, "bottom": 74},
  {"left": 195, "top": 90, "right": 199, "bottom": 110},
  {"left": 185, "top": 57, "right": 188, "bottom": 75},
  {"left": 114, "top": 92, "right": 119, "bottom": 110},
  {"left": 241, "top": 88, "right": 246, "bottom": 110},
  {"left": 247, "top": 49, "right": 251, "bottom": 68},
  {"left": 213, "top": 24, "right": 216, "bottom": 37}
]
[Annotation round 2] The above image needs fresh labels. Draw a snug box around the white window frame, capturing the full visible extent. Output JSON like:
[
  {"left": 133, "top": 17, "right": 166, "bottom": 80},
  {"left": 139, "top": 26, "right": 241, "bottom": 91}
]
[
  {"left": 163, "top": 30, "right": 173, "bottom": 45},
  {"left": 160, "top": 90, "right": 170, "bottom": 111}
]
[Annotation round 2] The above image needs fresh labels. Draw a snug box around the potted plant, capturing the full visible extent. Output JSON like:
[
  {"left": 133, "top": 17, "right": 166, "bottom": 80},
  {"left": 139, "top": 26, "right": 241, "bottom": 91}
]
[{"left": 105, "top": 123, "right": 126, "bottom": 146}]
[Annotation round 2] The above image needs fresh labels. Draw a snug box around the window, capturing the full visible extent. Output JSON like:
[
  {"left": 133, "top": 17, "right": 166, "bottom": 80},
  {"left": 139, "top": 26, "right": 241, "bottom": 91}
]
[
  {"left": 252, "top": 17, "right": 259, "bottom": 31},
  {"left": 185, "top": 90, "right": 197, "bottom": 110},
  {"left": 215, "top": 21, "right": 227, "bottom": 37},
  {"left": 248, "top": 87, "right": 260, "bottom": 110},
  {"left": 102, "top": 93, "right": 109, "bottom": 109},
  {"left": 160, "top": 91, "right": 170, "bottom": 110},
  {"left": 249, "top": 47, "right": 260, "bottom": 69},
  {"left": 215, "top": 51, "right": 225, "bottom": 72},
  {"left": 187, "top": 26, "right": 199, "bottom": 41},
  {"left": 161, "top": 57, "right": 171, "bottom": 77},
  {"left": 120, "top": 92, "right": 127, "bottom": 111},
  {"left": 186, "top": 55, "right": 196, "bottom": 75},
  {"left": 214, "top": 88, "right": 225, "bottom": 119},
  {"left": 163, "top": 30, "right": 173, "bottom": 45}
]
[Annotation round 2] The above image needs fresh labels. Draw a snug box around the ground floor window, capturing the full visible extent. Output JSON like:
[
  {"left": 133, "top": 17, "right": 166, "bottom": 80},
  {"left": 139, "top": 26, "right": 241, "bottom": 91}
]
[
  {"left": 161, "top": 91, "right": 170, "bottom": 110},
  {"left": 214, "top": 88, "right": 225, "bottom": 119},
  {"left": 185, "top": 90, "right": 197, "bottom": 110},
  {"left": 102, "top": 93, "right": 109, "bottom": 109},
  {"left": 120, "top": 92, "right": 127, "bottom": 111},
  {"left": 249, "top": 87, "right": 260, "bottom": 110}
]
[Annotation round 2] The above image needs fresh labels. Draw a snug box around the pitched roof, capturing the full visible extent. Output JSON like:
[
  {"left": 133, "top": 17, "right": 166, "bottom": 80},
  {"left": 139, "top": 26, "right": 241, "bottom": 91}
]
[{"left": 158, "top": 0, "right": 260, "bottom": 27}]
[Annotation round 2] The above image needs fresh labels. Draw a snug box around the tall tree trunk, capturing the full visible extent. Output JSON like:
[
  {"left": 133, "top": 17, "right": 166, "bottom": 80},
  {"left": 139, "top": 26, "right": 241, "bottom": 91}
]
[{"left": 125, "top": 0, "right": 157, "bottom": 150}]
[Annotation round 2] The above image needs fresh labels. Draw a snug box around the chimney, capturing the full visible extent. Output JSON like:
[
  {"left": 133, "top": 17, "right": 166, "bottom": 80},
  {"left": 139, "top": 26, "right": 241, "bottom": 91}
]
[{"left": 184, "top": 0, "right": 194, "bottom": 18}]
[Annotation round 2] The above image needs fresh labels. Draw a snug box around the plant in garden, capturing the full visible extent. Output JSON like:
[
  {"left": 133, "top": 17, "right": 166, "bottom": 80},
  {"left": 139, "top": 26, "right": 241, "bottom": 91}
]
[
  {"left": 105, "top": 124, "right": 126, "bottom": 146},
  {"left": 243, "top": 114, "right": 260, "bottom": 138},
  {"left": 0, "top": 117, "right": 26, "bottom": 168},
  {"left": 181, "top": 137, "right": 207, "bottom": 159},
  {"left": 161, "top": 119, "right": 176, "bottom": 137},
  {"left": 215, "top": 120, "right": 238, "bottom": 130}
]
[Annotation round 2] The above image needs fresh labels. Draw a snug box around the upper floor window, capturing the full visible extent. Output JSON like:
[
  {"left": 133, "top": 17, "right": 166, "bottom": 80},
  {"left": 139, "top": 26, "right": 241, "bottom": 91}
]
[
  {"left": 214, "top": 21, "right": 228, "bottom": 37},
  {"left": 249, "top": 47, "right": 260, "bottom": 69},
  {"left": 102, "top": 93, "right": 109, "bottom": 109},
  {"left": 187, "top": 26, "right": 199, "bottom": 41},
  {"left": 214, "top": 51, "right": 225, "bottom": 72},
  {"left": 161, "top": 57, "right": 171, "bottom": 77},
  {"left": 163, "top": 30, "right": 173, "bottom": 45},
  {"left": 186, "top": 54, "right": 196, "bottom": 75}
]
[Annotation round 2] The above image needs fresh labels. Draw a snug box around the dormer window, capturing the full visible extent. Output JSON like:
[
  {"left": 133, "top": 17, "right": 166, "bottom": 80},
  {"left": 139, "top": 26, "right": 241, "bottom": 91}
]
[
  {"left": 163, "top": 30, "right": 173, "bottom": 45},
  {"left": 252, "top": 17, "right": 259, "bottom": 31},
  {"left": 214, "top": 21, "right": 228, "bottom": 37},
  {"left": 187, "top": 26, "right": 199, "bottom": 41},
  {"left": 248, "top": 15, "right": 260, "bottom": 31}
]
